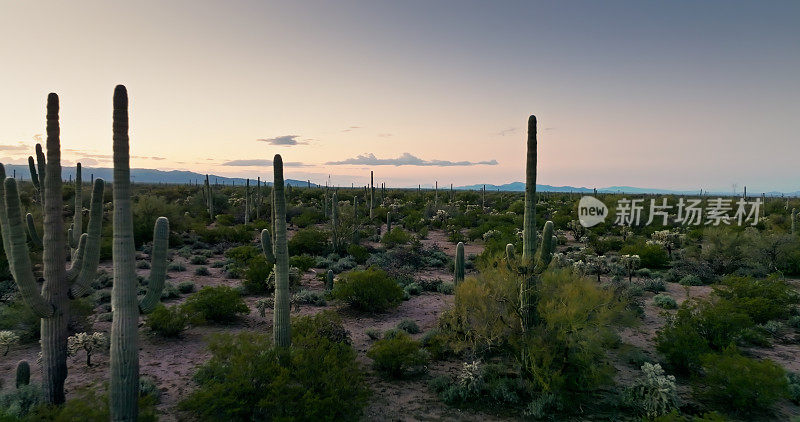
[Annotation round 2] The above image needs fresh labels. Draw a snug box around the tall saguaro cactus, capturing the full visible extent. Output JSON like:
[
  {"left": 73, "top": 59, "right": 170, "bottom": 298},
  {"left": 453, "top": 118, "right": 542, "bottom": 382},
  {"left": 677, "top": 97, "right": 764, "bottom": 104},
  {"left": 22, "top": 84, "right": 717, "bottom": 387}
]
[
  {"left": 270, "top": 154, "right": 291, "bottom": 347},
  {"left": 0, "top": 93, "right": 103, "bottom": 405},
  {"left": 109, "top": 85, "right": 170, "bottom": 422},
  {"left": 522, "top": 115, "right": 538, "bottom": 264},
  {"left": 369, "top": 170, "right": 374, "bottom": 219}
]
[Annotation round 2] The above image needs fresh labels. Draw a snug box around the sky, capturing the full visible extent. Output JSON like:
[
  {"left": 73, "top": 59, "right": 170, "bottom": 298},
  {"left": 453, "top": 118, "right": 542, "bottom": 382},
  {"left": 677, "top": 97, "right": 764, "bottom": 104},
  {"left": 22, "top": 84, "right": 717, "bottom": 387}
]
[{"left": 0, "top": 1, "right": 798, "bottom": 192}]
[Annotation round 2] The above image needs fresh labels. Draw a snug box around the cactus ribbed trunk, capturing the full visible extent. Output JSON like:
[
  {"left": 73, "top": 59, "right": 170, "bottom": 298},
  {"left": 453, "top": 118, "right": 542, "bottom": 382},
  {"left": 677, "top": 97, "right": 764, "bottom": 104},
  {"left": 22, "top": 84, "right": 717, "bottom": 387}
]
[
  {"left": 386, "top": 212, "right": 391, "bottom": 234},
  {"left": 71, "top": 163, "right": 82, "bottom": 255},
  {"left": 522, "top": 115, "right": 537, "bottom": 264},
  {"left": 16, "top": 361, "right": 30, "bottom": 388},
  {"left": 110, "top": 85, "right": 140, "bottom": 422},
  {"left": 454, "top": 242, "right": 465, "bottom": 285},
  {"left": 326, "top": 269, "right": 334, "bottom": 291},
  {"left": 273, "top": 154, "right": 291, "bottom": 347}
]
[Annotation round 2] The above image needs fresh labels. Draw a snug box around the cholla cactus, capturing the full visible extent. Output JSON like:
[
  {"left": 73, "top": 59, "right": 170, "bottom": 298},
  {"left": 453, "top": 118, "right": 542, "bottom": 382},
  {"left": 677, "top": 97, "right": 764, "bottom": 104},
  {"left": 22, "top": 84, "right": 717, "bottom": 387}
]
[
  {"left": 650, "top": 230, "right": 683, "bottom": 258},
  {"left": 567, "top": 219, "right": 586, "bottom": 241},
  {"left": 255, "top": 297, "right": 275, "bottom": 317},
  {"left": 482, "top": 229, "right": 501, "bottom": 241},
  {"left": 625, "top": 363, "right": 679, "bottom": 419},
  {"left": 67, "top": 332, "right": 108, "bottom": 367},
  {"left": 456, "top": 360, "right": 483, "bottom": 396},
  {"left": 551, "top": 252, "right": 574, "bottom": 269},
  {"left": 620, "top": 254, "right": 641, "bottom": 282},
  {"left": 0, "top": 330, "right": 20, "bottom": 356}
]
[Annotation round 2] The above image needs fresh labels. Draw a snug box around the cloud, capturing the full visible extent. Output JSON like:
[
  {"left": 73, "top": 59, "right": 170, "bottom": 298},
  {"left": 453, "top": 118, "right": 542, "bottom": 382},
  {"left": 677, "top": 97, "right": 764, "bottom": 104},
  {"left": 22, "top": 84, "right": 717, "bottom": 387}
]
[
  {"left": 257, "top": 135, "right": 309, "bottom": 146},
  {"left": 0, "top": 143, "right": 29, "bottom": 152},
  {"left": 341, "top": 126, "right": 361, "bottom": 133},
  {"left": 497, "top": 128, "right": 517, "bottom": 136},
  {"left": 222, "top": 159, "right": 307, "bottom": 167},
  {"left": 378, "top": 133, "right": 393, "bottom": 138},
  {"left": 326, "top": 153, "right": 498, "bottom": 167}
]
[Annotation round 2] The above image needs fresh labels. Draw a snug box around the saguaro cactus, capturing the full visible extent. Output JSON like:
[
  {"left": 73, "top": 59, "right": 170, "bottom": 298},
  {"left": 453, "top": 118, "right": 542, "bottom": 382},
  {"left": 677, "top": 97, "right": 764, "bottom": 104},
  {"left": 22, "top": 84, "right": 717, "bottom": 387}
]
[
  {"left": 522, "top": 115, "right": 538, "bottom": 264},
  {"left": 369, "top": 170, "right": 374, "bottom": 219},
  {"left": 270, "top": 154, "right": 291, "bottom": 347},
  {"left": 454, "top": 242, "right": 465, "bottom": 284},
  {"left": 204, "top": 174, "right": 214, "bottom": 219},
  {"left": 505, "top": 243, "right": 515, "bottom": 262},
  {"left": 326, "top": 269, "right": 334, "bottom": 291},
  {"left": 793, "top": 208, "right": 796, "bottom": 235},
  {"left": 386, "top": 211, "right": 392, "bottom": 234},
  {"left": 16, "top": 360, "right": 30, "bottom": 388},
  {"left": 109, "top": 85, "right": 170, "bottom": 421},
  {"left": 244, "top": 178, "right": 250, "bottom": 224},
  {"left": 0, "top": 93, "right": 104, "bottom": 405},
  {"left": 70, "top": 163, "right": 83, "bottom": 256}
]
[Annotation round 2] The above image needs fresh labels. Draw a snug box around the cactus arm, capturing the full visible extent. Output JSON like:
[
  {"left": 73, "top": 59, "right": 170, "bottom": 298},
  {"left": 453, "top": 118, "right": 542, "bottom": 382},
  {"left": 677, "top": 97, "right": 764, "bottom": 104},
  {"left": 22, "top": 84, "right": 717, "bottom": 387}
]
[
  {"left": 72, "top": 163, "right": 82, "bottom": 252},
  {"left": 68, "top": 226, "right": 75, "bottom": 249},
  {"left": 521, "top": 115, "right": 538, "bottom": 265},
  {"left": 35, "top": 143, "right": 46, "bottom": 212},
  {"left": 138, "top": 217, "right": 169, "bottom": 314},
  {"left": 26, "top": 213, "right": 43, "bottom": 248},
  {"left": 69, "top": 178, "right": 105, "bottom": 297},
  {"left": 0, "top": 165, "right": 13, "bottom": 265},
  {"left": 28, "top": 156, "right": 40, "bottom": 190},
  {"left": 66, "top": 233, "right": 88, "bottom": 282},
  {"left": 1, "top": 178, "right": 53, "bottom": 317},
  {"left": 272, "top": 154, "right": 291, "bottom": 347},
  {"left": 536, "top": 221, "right": 554, "bottom": 272},
  {"left": 260, "top": 228, "right": 275, "bottom": 268}
]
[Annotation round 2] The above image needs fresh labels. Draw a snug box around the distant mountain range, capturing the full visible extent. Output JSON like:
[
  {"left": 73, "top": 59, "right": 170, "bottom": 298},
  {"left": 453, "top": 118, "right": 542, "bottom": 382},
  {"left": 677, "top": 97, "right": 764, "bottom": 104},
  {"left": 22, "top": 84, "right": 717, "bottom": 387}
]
[{"left": 1, "top": 164, "right": 794, "bottom": 196}]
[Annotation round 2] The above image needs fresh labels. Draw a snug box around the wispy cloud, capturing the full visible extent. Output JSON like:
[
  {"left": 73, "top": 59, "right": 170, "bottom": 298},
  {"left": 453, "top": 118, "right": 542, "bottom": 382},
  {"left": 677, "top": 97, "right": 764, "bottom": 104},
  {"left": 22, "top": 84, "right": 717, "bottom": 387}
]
[
  {"left": 497, "top": 128, "right": 517, "bottom": 136},
  {"left": 222, "top": 159, "right": 307, "bottom": 167},
  {"left": 378, "top": 133, "right": 393, "bottom": 138},
  {"left": 0, "top": 142, "right": 29, "bottom": 152},
  {"left": 257, "top": 135, "right": 309, "bottom": 146},
  {"left": 326, "top": 153, "right": 498, "bottom": 167},
  {"left": 341, "top": 126, "right": 361, "bottom": 133}
]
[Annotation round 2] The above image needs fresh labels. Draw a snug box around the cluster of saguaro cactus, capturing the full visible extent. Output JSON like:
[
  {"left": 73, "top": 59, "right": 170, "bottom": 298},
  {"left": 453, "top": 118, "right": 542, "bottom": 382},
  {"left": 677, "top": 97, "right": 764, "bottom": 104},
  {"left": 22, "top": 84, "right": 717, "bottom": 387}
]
[
  {"left": 108, "top": 85, "right": 171, "bottom": 421},
  {"left": 454, "top": 242, "right": 465, "bottom": 284},
  {"left": 262, "top": 154, "right": 291, "bottom": 347},
  {"left": 0, "top": 93, "right": 105, "bottom": 405}
]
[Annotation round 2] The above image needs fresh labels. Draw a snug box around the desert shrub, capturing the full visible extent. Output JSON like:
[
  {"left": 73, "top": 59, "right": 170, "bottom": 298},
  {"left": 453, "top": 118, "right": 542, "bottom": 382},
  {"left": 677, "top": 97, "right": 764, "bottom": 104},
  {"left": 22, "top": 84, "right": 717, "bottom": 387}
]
[
  {"left": 179, "top": 321, "right": 369, "bottom": 420},
  {"left": 327, "top": 257, "right": 357, "bottom": 273},
  {"left": 167, "top": 262, "right": 186, "bottom": 272},
  {"left": 0, "top": 331, "right": 19, "bottom": 356},
  {"left": 160, "top": 282, "right": 180, "bottom": 300},
  {"left": 367, "top": 332, "right": 428, "bottom": 378},
  {"left": 679, "top": 274, "right": 703, "bottom": 286},
  {"left": 430, "top": 361, "right": 528, "bottom": 406},
  {"left": 194, "top": 266, "right": 210, "bottom": 276},
  {"left": 195, "top": 224, "right": 252, "bottom": 244},
  {"left": 643, "top": 278, "right": 666, "bottom": 292},
  {"left": 94, "top": 289, "right": 111, "bottom": 305},
  {"left": 364, "top": 329, "right": 382, "bottom": 342},
  {"left": 624, "top": 363, "right": 679, "bottom": 419},
  {"left": 693, "top": 347, "right": 788, "bottom": 415},
  {"left": 381, "top": 227, "right": 411, "bottom": 248},
  {"left": 288, "top": 254, "right": 317, "bottom": 272},
  {"left": 136, "top": 260, "right": 151, "bottom": 269},
  {"left": 291, "top": 290, "right": 326, "bottom": 307},
  {"left": 331, "top": 268, "right": 403, "bottom": 312},
  {"left": 346, "top": 244, "right": 369, "bottom": 264},
  {"left": 403, "top": 282, "right": 422, "bottom": 296},
  {"left": 620, "top": 242, "right": 669, "bottom": 268},
  {"left": 182, "top": 286, "right": 249, "bottom": 324},
  {"left": 24, "top": 384, "right": 158, "bottom": 422},
  {"left": 242, "top": 255, "right": 271, "bottom": 294},
  {"left": 788, "top": 372, "right": 800, "bottom": 405},
  {"left": 293, "top": 311, "right": 351, "bottom": 345},
  {"left": 146, "top": 304, "right": 188, "bottom": 337},
  {"left": 254, "top": 297, "right": 273, "bottom": 317},
  {"left": 288, "top": 227, "right": 329, "bottom": 256},
  {"left": 190, "top": 255, "right": 208, "bottom": 265},
  {"left": 436, "top": 282, "right": 454, "bottom": 294},
  {"left": 396, "top": 319, "right": 421, "bottom": 334},
  {"left": 224, "top": 245, "right": 260, "bottom": 266},
  {"left": 712, "top": 275, "right": 798, "bottom": 324},
  {"left": 0, "top": 385, "right": 42, "bottom": 419},
  {"left": 653, "top": 294, "right": 677, "bottom": 309},
  {"left": 177, "top": 281, "right": 196, "bottom": 294}
]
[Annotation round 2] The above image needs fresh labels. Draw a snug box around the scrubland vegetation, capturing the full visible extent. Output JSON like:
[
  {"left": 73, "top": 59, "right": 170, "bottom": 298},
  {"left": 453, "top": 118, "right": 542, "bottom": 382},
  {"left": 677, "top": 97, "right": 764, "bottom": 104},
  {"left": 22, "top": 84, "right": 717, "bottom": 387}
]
[{"left": 1, "top": 92, "right": 799, "bottom": 421}]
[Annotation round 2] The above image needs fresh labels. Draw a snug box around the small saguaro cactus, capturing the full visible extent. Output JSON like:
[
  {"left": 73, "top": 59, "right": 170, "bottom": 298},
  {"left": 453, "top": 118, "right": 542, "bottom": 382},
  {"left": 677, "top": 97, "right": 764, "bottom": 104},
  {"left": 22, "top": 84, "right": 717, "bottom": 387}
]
[
  {"left": 537, "top": 221, "right": 555, "bottom": 271},
  {"left": 369, "top": 170, "right": 374, "bottom": 219},
  {"left": 331, "top": 191, "right": 339, "bottom": 251},
  {"left": 505, "top": 243, "right": 515, "bottom": 262},
  {"left": 267, "top": 154, "right": 291, "bottom": 348},
  {"left": 793, "top": 208, "right": 796, "bottom": 235},
  {"left": 244, "top": 178, "right": 250, "bottom": 224},
  {"left": 326, "top": 269, "right": 334, "bottom": 291},
  {"left": 454, "top": 242, "right": 465, "bottom": 284},
  {"left": 260, "top": 227, "right": 275, "bottom": 269},
  {"left": 0, "top": 93, "right": 104, "bottom": 405},
  {"left": 16, "top": 360, "right": 30, "bottom": 388},
  {"left": 386, "top": 211, "right": 392, "bottom": 234},
  {"left": 108, "top": 85, "right": 171, "bottom": 422}
]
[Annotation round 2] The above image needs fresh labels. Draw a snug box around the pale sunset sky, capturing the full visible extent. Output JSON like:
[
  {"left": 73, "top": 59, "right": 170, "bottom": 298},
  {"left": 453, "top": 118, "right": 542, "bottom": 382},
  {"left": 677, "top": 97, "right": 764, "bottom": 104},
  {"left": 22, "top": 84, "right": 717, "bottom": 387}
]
[{"left": 0, "top": 1, "right": 798, "bottom": 191}]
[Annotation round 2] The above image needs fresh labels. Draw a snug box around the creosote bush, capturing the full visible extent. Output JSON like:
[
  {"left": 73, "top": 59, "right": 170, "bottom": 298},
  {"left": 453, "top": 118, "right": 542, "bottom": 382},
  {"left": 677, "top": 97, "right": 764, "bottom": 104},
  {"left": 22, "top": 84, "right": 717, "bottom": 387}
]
[
  {"left": 182, "top": 285, "right": 249, "bottom": 324},
  {"left": 331, "top": 267, "right": 403, "bottom": 312},
  {"left": 367, "top": 331, "right": 428, "bottom": 378},
  {"left": 179, "top": 312, "right": 369, "bottom": 421},
  {"left": 146, "top": 304, "right": 189, "bottom": 337}
]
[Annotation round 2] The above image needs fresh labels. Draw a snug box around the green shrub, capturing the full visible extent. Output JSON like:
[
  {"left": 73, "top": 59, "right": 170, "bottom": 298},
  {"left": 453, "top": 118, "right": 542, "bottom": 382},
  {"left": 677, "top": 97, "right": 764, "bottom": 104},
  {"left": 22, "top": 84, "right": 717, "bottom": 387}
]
[
  {"left": 146, "top": 304, "right": 188, "bottom": 337},
  {"left": 177, "top": 281, "right": 196, "bottom": 294},
  {"left": 182, "top": 286, "right": 249, "bottom": 324},
  {"left": 179, "top": 318, "right": 369, "bottom": 420},
  {"left": 367, "top": 332, "right": 428, "bottom": 378},
  {"left": 365, "top": 328, "right": 382, "bottom": 340},
  {"left": 242, "top": 255, "right": 271, "bottom": 294},
  {"left": 0, "top": 385, "right": 42, "bottom": 418},
  {"left": 24, "top": 384, "right": 158, "bottom": 422},
  {"left": 713, "top": 275, "right": 799, "bottom": 324},
  {"left": 288, "top": 227, "right": 329, "bottom": 256},
  {"left": 403, "top": 283, "right": 422, "bottom": 296},
  {"left": 621, "top": 242, "right": 669, "bottom": 268},
  {"left": 381, "top": 227, "right": 411, "bottom": 248},
  {"left": 190, "top": 255, "right": 208, "bottom": 265},
  {"left": 787, "top": 372, "right": 800, "bottom": 405},
  {"left": 694, "top": 347, "right": 788, "bottom": 415},
  {"left": 331, "top": 268, "right": 403, "bottom": 312},
  {"left": 643, "top": 278, "right": 667, "bottom": 292},
  {"left": 194, "top": 266, "right": 210, "bottom": 276},
  {"left": 292, "top": 290, "right": 327, "bottom": 307},
  {"left": 224, "top": 245, "right": 261, "bottom": 266},
  {"left": 679, "top": 274, "right": 703, "bottom": 286},
  {"left": 653, "top": 294, "right": 677, "bottom": 309},
  {"left": 160, "top": 282, "right": 180, "bottom": 300},
  {"left": 346, "top": 244, "right": 370, "bottom": 264},
  {"left": 167, "top": 262, "right": 186, "bottom": 272},
  {"left": 396, "top": 319, "right": 421, "bottom": 334},
  {"left": 289, "top": 254, "right": 317, "bottom": 272}
]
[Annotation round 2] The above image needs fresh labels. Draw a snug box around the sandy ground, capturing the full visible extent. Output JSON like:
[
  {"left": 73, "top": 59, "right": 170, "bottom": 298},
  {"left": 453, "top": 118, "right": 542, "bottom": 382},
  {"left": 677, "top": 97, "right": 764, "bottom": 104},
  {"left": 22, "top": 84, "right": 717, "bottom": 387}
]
[{"left": 2, "top": 231, "right": 799, "bottom": 421}]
